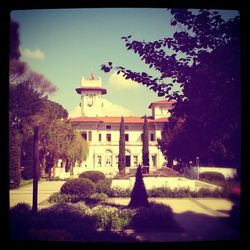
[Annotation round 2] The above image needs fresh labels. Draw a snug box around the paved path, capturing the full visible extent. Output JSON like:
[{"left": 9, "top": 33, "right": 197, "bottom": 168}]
[{"left": 9, "top": 181, "right": 65, "bottom": 208}]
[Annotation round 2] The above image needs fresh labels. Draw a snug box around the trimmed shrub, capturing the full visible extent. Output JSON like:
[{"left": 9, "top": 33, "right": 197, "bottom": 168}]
[
  {"left": 47, "top": 176, "right": 71, "bottom": 181},
  {"left": 191, "top": 188, "right": 223, "bottom": 198},
  {"left": 90, "top": 205, "right": 135, "bottom": 230},
  {"left": 113, "top": 172, "right": 130, "bottom": 179},
  {"left": 28, "top": 228, "right": 74, "bottom": 241},
  {"left": 61, "top": 178, "right": 96, "bottom": 197},
  {"left": 79, "top": 171, "right": 105, "bottom": 183},
  {"left": 130, "top": 202, "right": 179, "bottom": 232},
  {"left": 84, "top": 193, "right": 108, "bottom": 205},
  {"left": 199, "top": 171, "right": 225, "bottom": 185},
  {"left": 10, "top": 203, "right": 31, "bottom": 216},
  {"left": 109, "top": 187, "right": 132, "bottom": 197},
  {"left": 21, "top": 167, "right": 33, "bottom": 180},
  {"left": 96, "top": 178, "right": 112, "bottom": 195},
  {"left": 128, "top": 165, "right": 149, "bottom": 208},
  {"left": 10, "top": 203, "right": 32, "bottom": 240},
  {"left": 48, "top": 192, "right": 88, "bottom": 203}
]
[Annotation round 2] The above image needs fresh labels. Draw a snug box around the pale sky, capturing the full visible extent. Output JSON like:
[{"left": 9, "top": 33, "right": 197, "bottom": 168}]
[{"left": 11, "top": 8, "right": 239, "bottom": 117}]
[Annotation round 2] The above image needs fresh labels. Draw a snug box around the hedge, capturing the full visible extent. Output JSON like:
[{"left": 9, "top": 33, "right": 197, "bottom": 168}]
[
  {"left": 60, "top": 178, "right": 96, "bottom": 197},
  {"left": 79, "top": 171, "right": 106, "bottom": 183}
]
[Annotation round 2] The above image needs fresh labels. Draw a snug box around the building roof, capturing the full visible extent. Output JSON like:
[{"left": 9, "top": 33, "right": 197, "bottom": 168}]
[
  {"left": 75, "top": 87, "right": 107, "bottom": 95},
  {"left": 148, "top": 100, "right": 176, "bottom": 108},
  {"left": 69, "top": 116, "right": 168, "bottom": 124}
]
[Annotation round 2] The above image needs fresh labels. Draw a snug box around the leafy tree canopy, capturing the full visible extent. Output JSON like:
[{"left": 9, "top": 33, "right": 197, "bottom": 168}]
[{"left": 101, "top": 9, "right": 240, "bottom": 168}]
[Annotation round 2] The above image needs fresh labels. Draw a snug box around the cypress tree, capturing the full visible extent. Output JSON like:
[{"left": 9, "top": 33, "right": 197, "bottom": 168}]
[
  {"left": 118, "top": 116, "right": 126, "bottom": 175},
  {"left": 128, "top": 164, "right": 149, "bottom": 208},
  {"left": 142, "top": 115, "right": 149, "bottom": 167}
]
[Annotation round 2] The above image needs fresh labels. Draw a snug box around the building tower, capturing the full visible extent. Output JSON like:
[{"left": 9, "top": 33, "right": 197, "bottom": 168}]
[{"left": 75, "top": 73, "right": 107, "bottom": 117}]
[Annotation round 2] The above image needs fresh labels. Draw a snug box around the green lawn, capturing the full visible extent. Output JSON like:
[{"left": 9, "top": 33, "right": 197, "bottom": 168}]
[{"left": 19, "top": 179, "right": 33, "bottom": 188}]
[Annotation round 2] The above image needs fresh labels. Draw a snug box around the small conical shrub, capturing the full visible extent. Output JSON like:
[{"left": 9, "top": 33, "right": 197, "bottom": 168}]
[{"left": 128, "top": 164, "right": 149, "bottom": 208}]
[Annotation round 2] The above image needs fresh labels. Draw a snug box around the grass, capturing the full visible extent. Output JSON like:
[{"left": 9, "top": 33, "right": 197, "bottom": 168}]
[{"left": 19, "top": 179, "right": 33, "bottom": 188}]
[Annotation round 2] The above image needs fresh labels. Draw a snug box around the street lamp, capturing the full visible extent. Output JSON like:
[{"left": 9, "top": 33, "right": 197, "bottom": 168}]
[{"left": 196, "top": 156, "right": 200, "bottom": 181}]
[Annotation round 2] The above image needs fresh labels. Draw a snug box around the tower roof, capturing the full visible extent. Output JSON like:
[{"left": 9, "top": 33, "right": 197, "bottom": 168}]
[
  {"left": 75, "top": 87, "right": 107, "bottom": 95},
  {"left": 148, "top": 100, "right": 176, "bottom": 108}
]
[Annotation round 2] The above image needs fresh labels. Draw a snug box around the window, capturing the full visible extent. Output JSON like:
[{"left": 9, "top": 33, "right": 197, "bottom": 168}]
[
  {"left": 88, "top": 131, "right": 92, "bottom": 141},
  {"left": 105, "top": 155, "right": 112, "bottom": 167},
  {"left": 106, "top": 134, "right": 111, "bottom": 141},
  {"left": 152, "top": 155, "right": 157, "bottom": 166},
  {"left": 150, "top": 133, "right": 155, "bottom": 141},
  {"left": 81, "top": 131, "right": 87, "bottom": 140},
  {"left": 106, "top": 125, "right": 111, "bottom": 129},
  {"left": 98, "top": 133, "right": 102, "bottom": 142},
  {"left": 97, "top": 156, "right": 102, "bottom": 167},
  {"left": 133, "top": 155, "right": 138, "bottom": 166},
  {"left": 125, "top": 134, "right": 129, "bottom": 142}
]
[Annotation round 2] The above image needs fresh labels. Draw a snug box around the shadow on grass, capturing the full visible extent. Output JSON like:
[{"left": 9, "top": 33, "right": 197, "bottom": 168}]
[
  {"left": 10, "top": 202, "right": 239, "bottom": 242},
  {"left": 10, "top": 203, "right": 137, "bottom": 242},
  {"left": 173, "top": 211, "right": 240, "bottom": 241}
]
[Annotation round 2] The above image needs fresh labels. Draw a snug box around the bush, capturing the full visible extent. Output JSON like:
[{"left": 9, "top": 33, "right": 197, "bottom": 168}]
[
  {"left": 191, "top": 188, "right": 223, "bottom": 198},
  {"left": 21, "top": 167, "right": 33, "bottom": 180},
  {"left": 128, "top": 165, "right": 149, "bottom": 208},
  {"left": 84, "top": 193, "right": 108, "bottom": 205},
  {"left": 96, "top": 178, "right": 112, "bottom": 195},
  {"left": 32, "top": 203, "right": 97, "bottom": 241},
  {"left": 61, "top": 178, "right": 96, "bottom": 197},
  {"left": 10, "top": 203, "right": 31, "bottom": 216},
  {"left": 109, "top": 187, "right": 132, "bottom": 197},
  {"left": 48, "top": 192, "right": 88, "bottom": 203},
  {"left": 10, "top": 203, "right": 32, "bottom": 240},
  {"left": 113, "top": 173, "right": 130, "bottom": 179},
  {"left": 90, "top": 205, "right": 135, "bottom": 230},
  {"left": 47, "top": 176, "right": 70, "bottom": 181},
  {"left": 130, "top": 202, "right": 179, "bottom": 232},
  {"left": 199, "top": 171, "right": 225, "bottom": 185},
  {"left": 28, "top": 228, "right": 74, "bottom": 241},
  {"left": 79, "top": 171, "right": 105, "bottom": 183}
]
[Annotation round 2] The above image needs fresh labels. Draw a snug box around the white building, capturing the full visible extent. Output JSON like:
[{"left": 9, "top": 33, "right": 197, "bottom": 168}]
[{"left": 70, "top": 73, "right": 175, "bottom": 176}]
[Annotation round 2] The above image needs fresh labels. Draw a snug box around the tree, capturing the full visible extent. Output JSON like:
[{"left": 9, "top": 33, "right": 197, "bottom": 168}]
[
  {"left": 20, "top": 135, "right": 34, "bottom": 180},
  {"left": 118, "top": 116, "right": 126, "bottom": 175},
  {"left": 9, "top": 81, "right": 45, "bottom": 187},
  {"left": 128, "top": 164, "right": 149, "bottom": 208},
  {"left": 9, "top": 129, "right": 22, "bottom": 189},
  {"left": 9, "top": 19, "right": 63, "bottom": 185},
  {"left": 10, "top": 19, "right": 21, "bottom": 60},
  {"left": 101, "top": 9, "right": 240, "bottom": 171},
  {"left": 142, "top": 116, "right": 149, "bottom": 167},
  {"left": 67, "top": 131, "right": 89, "bottom": 171}
]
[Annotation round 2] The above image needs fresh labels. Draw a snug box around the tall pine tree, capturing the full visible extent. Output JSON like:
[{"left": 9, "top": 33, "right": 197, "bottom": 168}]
[
  {"left": 118, "top": 116, "right": 126, "bottom": 175},
  {"left": 142, "top": 116, "right": 149, "bottom": 167},
  {"left": 128, "top": 164, "right": 149, "bottom": 208}
]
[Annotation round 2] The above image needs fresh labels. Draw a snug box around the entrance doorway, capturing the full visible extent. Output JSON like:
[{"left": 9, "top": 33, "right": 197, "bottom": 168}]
[{"left": 125, "top": 155, "right": 131, "bottom": 167}]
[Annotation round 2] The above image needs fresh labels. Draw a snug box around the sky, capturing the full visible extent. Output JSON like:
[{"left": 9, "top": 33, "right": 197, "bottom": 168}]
[{"left": 11, "top": 8, "right": 239, "bottom": 117}]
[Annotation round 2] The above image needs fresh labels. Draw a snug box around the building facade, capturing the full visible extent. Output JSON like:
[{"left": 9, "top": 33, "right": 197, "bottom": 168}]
[{"left": 70, "top": 74, "right": 174, "bottom": 176}]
